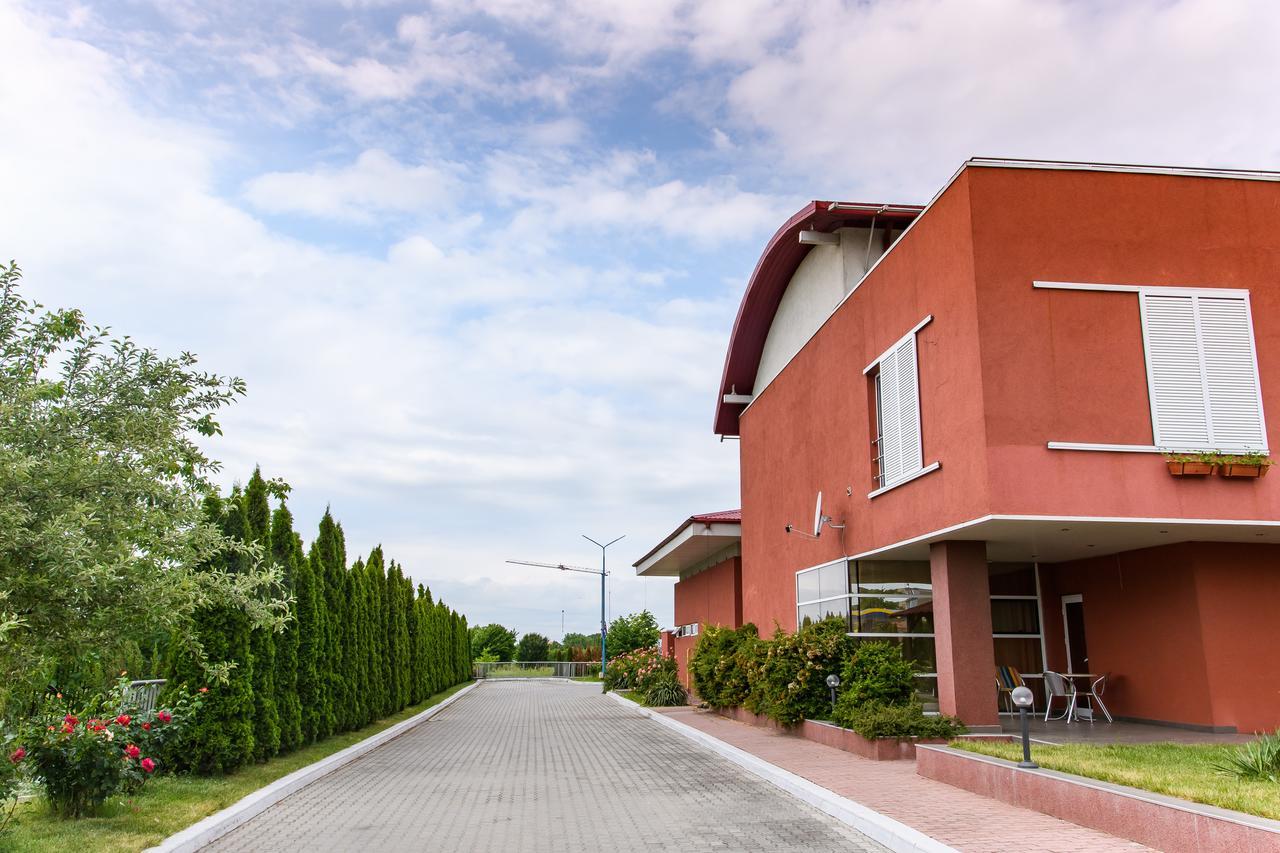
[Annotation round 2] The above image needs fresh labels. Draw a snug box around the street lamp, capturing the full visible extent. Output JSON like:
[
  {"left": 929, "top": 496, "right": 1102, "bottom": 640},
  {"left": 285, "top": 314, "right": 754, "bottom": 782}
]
[
  {"left": 826, "top": 673, "right": 841, "bottom": 712},
  {"left": 1012, "top": 685, "right": 1037, "bottom": 768},
  {"left": 583, "top": 534, "right": 624, "bottom": 680}
]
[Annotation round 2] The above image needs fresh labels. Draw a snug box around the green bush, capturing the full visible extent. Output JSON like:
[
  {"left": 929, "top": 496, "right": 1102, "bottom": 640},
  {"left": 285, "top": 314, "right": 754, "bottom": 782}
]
[
  {"left": 604, "top": 648, "right": 673, "bottom": 692},
  {"left": 744, "top": 618, "right": 854, "bottom": 726},
  {"left": 839, "top": 641, "right": 917, "bottom": 708},
  {"left": 689, "top": 624, "right": 757, "bottom": 708},
  {"left": 833, "top": 702, "right": 964, "bottom": 740},
  {"left": 642, "top": 676, "right": 687, "bottom": 707},
  {"left": 1214, "top": 732, "right": 1280, "bottom": 782}
]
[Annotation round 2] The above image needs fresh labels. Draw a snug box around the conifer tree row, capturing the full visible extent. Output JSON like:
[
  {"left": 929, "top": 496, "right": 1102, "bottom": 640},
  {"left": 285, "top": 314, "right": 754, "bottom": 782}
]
[{"left": 165, "top": 467, "right": 472, "bottom": 774}]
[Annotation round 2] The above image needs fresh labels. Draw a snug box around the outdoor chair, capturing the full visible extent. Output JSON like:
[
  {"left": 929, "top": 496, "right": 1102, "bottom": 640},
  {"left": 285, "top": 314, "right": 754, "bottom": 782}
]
[
  {"left": 1074, "top": 673, "right": 1113, "bottom": 723},
  {"left": 1042, "top": 670, "right": 1077, "bottom": 722},
  {"left": 995, "top": 665, "right": 1031, "bottom": 714}
]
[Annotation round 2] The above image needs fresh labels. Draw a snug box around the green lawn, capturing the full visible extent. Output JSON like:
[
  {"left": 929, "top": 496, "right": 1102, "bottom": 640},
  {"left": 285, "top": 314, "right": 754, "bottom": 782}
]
[
  {"left": 483, "top": 665, "right": 555, "bottom": 678},
  {"left": 570, "top": 675, "right": 602, "bottom": 683},
  {"left": 954, "top": 739, "right": 1280, "bottom": 820},
  {"left": 3, "top": 682, "right": 472, "bottom": 853}
]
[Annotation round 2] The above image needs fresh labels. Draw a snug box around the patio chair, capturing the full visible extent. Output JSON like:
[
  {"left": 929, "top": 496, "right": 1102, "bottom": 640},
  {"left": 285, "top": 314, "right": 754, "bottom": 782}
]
[
  {"left": 1042, "top": 670, "right": 1077, "bottom": 722},
  {"left": 995, "top": 665, "right": 1031, "bottom": 714},
  {"left": 1074, "top": 673, "right": 1113, "bottom": 723}
]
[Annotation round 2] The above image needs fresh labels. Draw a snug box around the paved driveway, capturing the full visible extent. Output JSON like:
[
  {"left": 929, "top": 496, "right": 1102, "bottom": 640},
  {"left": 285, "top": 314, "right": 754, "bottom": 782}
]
[{"left": 205, "top": 681, "right": 887, "bottom": 852}]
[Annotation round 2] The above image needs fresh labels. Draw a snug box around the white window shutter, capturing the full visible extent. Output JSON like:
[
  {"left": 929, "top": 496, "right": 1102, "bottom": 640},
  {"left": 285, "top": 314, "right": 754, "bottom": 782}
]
[
  {"left": 894, "top": 333, "right": 923, "bottom": 476},
  {"left": 1199, "top": 297, "right": 1266, "bottom": 449},
  {"left": 1142, "top": 294, "right": 1210, "bottom": 448},
  {"left": 1141, "top": 291, "right": 1266, "bottom": 451},
  {"left": 878, "top": 345, "right": 905, "bottom": 485}
]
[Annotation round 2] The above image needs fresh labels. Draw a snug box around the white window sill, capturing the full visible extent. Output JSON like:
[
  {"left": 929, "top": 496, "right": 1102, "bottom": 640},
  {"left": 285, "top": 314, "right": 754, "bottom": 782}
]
[
  {"left": 1047, "top": 441, "right": 1270, "bottom": 454},
  {"left": 868, "top": 461, "right": 941, "bottom": 498}
]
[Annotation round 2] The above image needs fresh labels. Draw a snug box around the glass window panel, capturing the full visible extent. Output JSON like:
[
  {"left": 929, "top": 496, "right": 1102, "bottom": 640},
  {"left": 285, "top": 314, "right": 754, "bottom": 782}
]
[
  {"left": 991, "top": 599, "right": 1040, "bottom": 635},
  {"left": 853, "top": 596, "right": 934, "bottom": 634},
  {"left": 797, "top": 603, "right": 822, "bottom": 630},
  {"left": 850, "top": 636, "right": 937, "bottom": 673},
  {"left": 988, "top": 562, "right": 1037, "bottom": 595},
  {"left": 797, "top": 569, "right": 821, "bottom": 604},
  {"left": 914, "top": 676, "right": 939, "bottom": 713},
  {"left": 819, "top": 561, "right": 851, "bottom": 600},
  {"left": 817, "top": 597, "right": 850, "bottom": 630},
  {"left": 994, "top": 637, "right": 1043, "bottom": 676},
  {"left": 855, "top": 561, "right": 932, "bottom": 595}
]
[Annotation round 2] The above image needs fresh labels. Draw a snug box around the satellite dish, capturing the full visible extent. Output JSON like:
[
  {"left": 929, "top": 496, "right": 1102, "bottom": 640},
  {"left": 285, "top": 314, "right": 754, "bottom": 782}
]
[{"left": 813, "top": 492, "right": 824, "bottom": 537}]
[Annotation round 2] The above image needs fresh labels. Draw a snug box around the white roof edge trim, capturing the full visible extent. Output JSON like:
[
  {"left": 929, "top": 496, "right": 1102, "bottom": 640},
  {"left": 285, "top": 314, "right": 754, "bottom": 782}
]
[
  {"left": 633, "top": 521, "right": 741, "bottom": 575},
  {"left": 736, "top": 156, "right": 1280, "bottom": 427},
  {"left": 969, "top": 157, "right": 1280, "bottom": 183},
  {"left": 850, "top": 513, "right": 1280, "bottom": 561}
]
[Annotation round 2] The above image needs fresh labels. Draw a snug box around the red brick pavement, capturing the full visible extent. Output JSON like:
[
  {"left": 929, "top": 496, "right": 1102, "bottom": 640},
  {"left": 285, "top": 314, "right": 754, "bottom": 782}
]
[{"left": 655, "top": 707, "right": 1151, "bottom": 853}]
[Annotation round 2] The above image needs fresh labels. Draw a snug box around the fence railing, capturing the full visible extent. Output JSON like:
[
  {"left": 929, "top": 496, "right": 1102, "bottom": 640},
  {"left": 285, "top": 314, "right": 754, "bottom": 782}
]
[
  {"left": 126, "top": 679, "right": 166, "bottom": 713},
  {"left": 472, "top": 661, "right": 599, "bottom": 679}
]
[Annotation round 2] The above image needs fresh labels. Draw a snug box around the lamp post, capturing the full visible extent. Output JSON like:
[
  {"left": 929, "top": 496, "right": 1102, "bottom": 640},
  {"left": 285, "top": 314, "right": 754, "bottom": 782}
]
[
  {"left": 1012, "top": 685, "right": 1037, "bottom": 768},
  {"left": 826, "top": 673, "right": 841, "bottom": 713},
  {"left": 583, "top": 534, "right": 624, "bottom": 680}
]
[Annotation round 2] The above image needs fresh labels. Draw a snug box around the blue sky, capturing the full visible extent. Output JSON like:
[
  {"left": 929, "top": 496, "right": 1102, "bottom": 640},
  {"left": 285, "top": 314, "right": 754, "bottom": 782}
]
[{"left": 3, "top": 0, "right": 1278, "bottom": 640}]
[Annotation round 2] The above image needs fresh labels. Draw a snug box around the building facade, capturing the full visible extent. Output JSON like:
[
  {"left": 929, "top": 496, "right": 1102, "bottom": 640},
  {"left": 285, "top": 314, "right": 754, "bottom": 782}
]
[{"left": 641, "top": 159, "right": 1280, "bottom": 732}]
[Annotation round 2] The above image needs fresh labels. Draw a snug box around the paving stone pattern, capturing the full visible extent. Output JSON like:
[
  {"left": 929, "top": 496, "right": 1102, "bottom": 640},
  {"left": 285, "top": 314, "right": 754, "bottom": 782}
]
[{"left": 205, "top": 682, "right": 887, "bottom": 852}]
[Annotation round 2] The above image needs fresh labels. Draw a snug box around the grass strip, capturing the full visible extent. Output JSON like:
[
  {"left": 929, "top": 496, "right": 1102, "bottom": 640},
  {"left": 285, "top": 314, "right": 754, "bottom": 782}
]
[
  {"left": 4, "top": 682, "right": 472, "bottom": 853},
  {"left": 953, "top": 738, "right": 1280, "bottom": 820}
]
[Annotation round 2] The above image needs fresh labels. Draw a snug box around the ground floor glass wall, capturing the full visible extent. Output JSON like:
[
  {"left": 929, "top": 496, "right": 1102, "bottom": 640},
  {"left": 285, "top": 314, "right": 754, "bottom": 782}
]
[{"left": 796, "top": 558, "right": 1045, "bottom": 712}]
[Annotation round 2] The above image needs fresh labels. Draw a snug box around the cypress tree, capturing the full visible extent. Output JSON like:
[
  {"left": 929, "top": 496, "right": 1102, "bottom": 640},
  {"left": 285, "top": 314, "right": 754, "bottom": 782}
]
[
  {"left": 243, "top": 470, "right": 280, "bottom": 761},
  {"left": 315, "top": 511, "right": 347, "bottom": 733},
  {"left": 164, "top": 494, "right": 256, "bottom": 774},
  {"left": 347, "top": 559, "right": 368, "bottom": 727},
  {"left": 297, "top": 542, "right": 326, "bottom": 743},
  {"left": 271, "top": 502, "right": 303, "bottom": 753},
  {"left": 364, "top": 548, "right": 387, "bottom": 721}
]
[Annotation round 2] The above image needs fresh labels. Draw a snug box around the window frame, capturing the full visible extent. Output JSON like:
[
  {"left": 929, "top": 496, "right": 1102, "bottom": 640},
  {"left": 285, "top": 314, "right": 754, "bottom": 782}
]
[{"left": 862, "top": 315, "right": 939, "bottom": 497}]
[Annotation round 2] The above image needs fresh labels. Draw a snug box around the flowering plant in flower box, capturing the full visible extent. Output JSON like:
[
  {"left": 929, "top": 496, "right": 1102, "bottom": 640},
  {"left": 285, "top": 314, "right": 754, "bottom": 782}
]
[{"left": 16, "top": 676, "right": 203, "bottom": 817}]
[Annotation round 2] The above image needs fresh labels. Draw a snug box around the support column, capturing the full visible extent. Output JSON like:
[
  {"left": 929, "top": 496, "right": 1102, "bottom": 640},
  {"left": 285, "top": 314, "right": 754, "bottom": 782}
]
[{"left": 930, "top": 540, "right": 999, "bottom": 727}]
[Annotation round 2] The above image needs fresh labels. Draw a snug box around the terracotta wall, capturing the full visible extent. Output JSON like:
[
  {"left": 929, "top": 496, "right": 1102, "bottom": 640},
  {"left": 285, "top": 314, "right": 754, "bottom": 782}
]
[
  {"left": 738, "top": 172, "right": 990, "bottom": 631},
  {"left": 1040, "top": 541, "right": 1280, "bottom": 731},
  {"left": 672, "top": 556, "right": 742, "bottom": 687},
  {"left": 968, "top": 167, "right": 1280, "bottom": 520}
]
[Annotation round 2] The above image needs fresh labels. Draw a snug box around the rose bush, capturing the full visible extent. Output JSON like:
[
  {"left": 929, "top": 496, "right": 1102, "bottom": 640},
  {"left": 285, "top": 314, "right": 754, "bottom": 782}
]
[
  {"left": 17, "top": 677, "right": 202, "bottom": 817},
  {"left": 603, "top": 648, "right": 674, "bottom": 692}
]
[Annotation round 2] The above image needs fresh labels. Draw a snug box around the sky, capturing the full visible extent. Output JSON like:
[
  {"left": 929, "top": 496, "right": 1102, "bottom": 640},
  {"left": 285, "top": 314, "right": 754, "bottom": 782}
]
[{"left": 3, "top": 0, "right": 1279, "bottom": 641}]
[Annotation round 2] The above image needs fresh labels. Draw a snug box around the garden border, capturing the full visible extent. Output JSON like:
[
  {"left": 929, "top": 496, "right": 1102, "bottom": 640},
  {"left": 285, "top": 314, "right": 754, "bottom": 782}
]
[
  {"left": 145, "top": 680, "right": 480, "bottom": 853},
  {"left": 607, "top": 691, "right": 954, "bottom": 853},
  {"left": 916, "top": 744, "right": 1280, "bottom": 853}
]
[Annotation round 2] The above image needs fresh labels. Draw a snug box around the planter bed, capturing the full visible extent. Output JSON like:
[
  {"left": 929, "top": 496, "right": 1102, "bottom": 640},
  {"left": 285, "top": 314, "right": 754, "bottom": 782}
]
[
  {"left": 712, "top": 706, "right": 945, "bottom": 761},
  {"left": 916, "top": 744, "right": 1280, "bottom": 853}
]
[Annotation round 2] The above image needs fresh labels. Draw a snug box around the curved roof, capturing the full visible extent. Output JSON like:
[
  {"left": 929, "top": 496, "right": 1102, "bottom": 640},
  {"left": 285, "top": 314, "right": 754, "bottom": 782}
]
[{"left": 714, "top": 200, "right": 923, "bottom": 435}]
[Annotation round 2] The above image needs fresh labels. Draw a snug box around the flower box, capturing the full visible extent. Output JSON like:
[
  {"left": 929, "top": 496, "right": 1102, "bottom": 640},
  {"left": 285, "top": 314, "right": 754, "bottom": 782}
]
[
  {"left": 1166, "top": 461, "right": 1214, "bottom": 477},
  {"left": 1220, "top": 463, "right": 1268, "bottom": 479}
]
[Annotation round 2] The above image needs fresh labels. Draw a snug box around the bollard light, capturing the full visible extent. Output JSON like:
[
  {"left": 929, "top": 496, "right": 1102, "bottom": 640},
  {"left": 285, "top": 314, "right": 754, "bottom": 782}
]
[
  {"left": 826, "top": 673, "right": 841, "bottom": 712},
  {"left": 1011, "top": 685, "right": 1037, "bottom": 769}
]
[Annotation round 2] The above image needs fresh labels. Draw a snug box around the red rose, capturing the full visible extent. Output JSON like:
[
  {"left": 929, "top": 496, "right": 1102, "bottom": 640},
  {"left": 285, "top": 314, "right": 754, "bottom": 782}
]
[
  {"left": 142, "top": 722, "right": 152, "bottom": 731},
  {"left": 141, "top": 757, "right": 156, "bottom": 773},
  {"left": 64, "top": 715, "right": 78, "bottom": 726},
  {"left": 199, "top": 687, "right": 209, "bottom": 694},
  {"left": 61, "top": 722, "right": 74, "bottom": 734},
  {"left": 8, "top": 748, "right": 24, "bottom": 764},
  {"left": 125, "top": 744, "right": 141, "bottom": 759},
  {"left": 156, "top": 710, "right": 172, "bottom": 723},
  {"left": 115, "top": 715, "right": 131, "bottom": 726}
]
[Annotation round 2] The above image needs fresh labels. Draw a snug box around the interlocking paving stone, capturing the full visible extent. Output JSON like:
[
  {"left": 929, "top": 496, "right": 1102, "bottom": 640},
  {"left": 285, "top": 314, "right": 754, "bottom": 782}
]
[{"left": 204, "top": 682, "right": 888, "bottom": 852}]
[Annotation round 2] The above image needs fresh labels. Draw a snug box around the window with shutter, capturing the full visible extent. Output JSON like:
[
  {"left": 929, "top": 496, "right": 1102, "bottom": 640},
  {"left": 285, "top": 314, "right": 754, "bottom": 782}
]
[
  {"left": 866, "top": 316, "right": 934, "bottom": 494},
  {"left": 1140, "top": 291, "right": 1266, "bottom": 451}
]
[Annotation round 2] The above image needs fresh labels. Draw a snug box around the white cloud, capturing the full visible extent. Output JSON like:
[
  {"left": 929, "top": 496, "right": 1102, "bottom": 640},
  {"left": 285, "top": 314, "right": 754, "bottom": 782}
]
[{"left": 243, "top": 149, "right": 463, "bottom": 222}]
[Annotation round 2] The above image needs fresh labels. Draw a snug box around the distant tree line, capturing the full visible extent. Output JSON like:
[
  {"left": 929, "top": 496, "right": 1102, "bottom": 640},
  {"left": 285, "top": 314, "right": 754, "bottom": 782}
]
[
  {"left": 470, "top": 610, "right": 661, "bottom": 664},
  {"left": 164, "top": 467, "right": 472, "bottom": 774}
]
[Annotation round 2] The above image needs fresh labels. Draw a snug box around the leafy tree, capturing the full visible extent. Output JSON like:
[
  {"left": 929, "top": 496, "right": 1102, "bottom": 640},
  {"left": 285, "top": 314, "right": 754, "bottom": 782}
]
[
  {"left": 516, "top": 632, "right": 550, "bottom": 662},
  {"left": 469, "top": 624, "right": 517, "bottom": 661},
  {"left": 0, "top": 262, "right": 283, "bottom": 705},
  {"left": 606, "top": 611, "right": 660, "bottom": 660}
]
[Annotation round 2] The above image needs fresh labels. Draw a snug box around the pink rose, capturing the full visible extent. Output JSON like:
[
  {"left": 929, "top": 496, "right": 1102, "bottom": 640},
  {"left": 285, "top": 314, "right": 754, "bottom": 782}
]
[
  {"left": 125, "top": 744, "right": 140, "bottom": 759},
  {"left": 141, "top": 757, "right": 156, "bottom": 773},
  {"left": 8, "top": 748, "right": 24, "bottom": 764}
]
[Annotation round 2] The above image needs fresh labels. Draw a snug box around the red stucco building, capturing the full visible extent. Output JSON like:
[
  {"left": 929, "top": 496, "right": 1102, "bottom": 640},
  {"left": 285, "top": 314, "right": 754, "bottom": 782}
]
[{"left": 637, "top": 158, "right": 1280, "bottom": 733}]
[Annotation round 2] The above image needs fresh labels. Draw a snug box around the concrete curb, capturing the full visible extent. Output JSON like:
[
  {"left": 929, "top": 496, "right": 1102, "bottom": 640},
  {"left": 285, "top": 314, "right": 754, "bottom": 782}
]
[
  {"left": 146, "top": 681, "right": 481, "bottom": 853},
  {"left": 607, "top": 692, "right": 955, "bottom": 853}
]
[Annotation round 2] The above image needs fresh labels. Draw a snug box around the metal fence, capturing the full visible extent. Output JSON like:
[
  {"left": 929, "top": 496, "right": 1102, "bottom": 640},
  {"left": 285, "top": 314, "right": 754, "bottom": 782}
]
[
  {"left": 126, "top": 678, "right": 166, "bottom": 713},
  {"left": 472, "top": 661, "right": 599, "bottom": 679}
]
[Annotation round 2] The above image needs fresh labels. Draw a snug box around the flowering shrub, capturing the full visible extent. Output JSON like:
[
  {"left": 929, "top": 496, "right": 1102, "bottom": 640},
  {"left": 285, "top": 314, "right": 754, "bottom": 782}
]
[
  {"left": 0, "top": 731, "right": 24, "bottom": 835},
  {"left": 743, "top": 618, "right": 855, "bottom": 726},
  {"left": 603, "top": 648, "right": 673, "bottom": 692},
  {"left": 689, "top": 624, "right": 759, "bottom": 708},
  {"left": 17, "top": 676, "right": 202, "bottom": 817}
]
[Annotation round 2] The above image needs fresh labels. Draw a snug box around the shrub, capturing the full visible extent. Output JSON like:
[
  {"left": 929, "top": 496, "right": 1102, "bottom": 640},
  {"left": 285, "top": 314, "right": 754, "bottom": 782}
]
[
  {"left": 1215, "top": 732, "right": 1280, "bottom": 782},
  {"left": 642, "top": 676, "right": 687, "bottom": 707},
  {"left": 19, "top": 677, "right": 201, "bottom": 817},
  {"left": 744, "top": 618, "right": 854, "bottom": 726},
  {"left": 604, "top": 648, "right": 673, "bottom": 692},
  {"left": 833, "top": 701, "right": 964, "bottom": 740},
  {"left": 839, "top": 641, "right": 917, "bottom": 708},
  {"left": 689, "top": 624, "right": 757, "bottom": 708}
]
